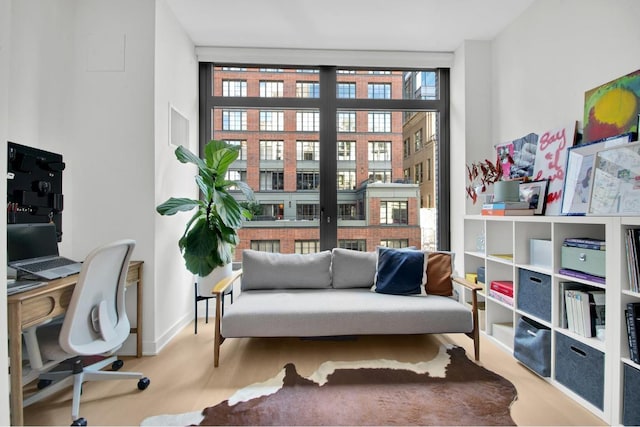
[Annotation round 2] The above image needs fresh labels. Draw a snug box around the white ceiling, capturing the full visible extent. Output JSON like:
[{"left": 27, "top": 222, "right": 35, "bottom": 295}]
[{"left": 165, "top": 0, "right": 535, "bottom": 53}]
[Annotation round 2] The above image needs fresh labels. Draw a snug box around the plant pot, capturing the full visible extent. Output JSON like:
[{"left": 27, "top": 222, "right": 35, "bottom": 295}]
[
  {"left": 493, "top": 180, "right": 520, "bottom": 202},
  {"left": 197, "top": 262, "right": 233, "bottom": 297}
]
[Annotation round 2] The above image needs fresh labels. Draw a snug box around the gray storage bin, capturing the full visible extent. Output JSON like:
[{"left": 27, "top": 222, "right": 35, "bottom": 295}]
[
  {"left": 555, "top": 332, "right": 604, "bottom": 410},
  {"left": 623, "top": 364, "right": 640, "bottom": 426},
  {"left": 517, "top": 269, "right": 551, "bottom": 322},
  {"left": 514, "top": 316, "right": 551, "bottom": 377}
]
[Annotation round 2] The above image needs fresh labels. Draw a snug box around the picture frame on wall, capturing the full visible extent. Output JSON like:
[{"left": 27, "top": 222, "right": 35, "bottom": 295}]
[
  {"left": 519, "top": 179, "right": 549, "bottom": 215},
  {"left": 589, "top": 141, "right": 640, "bottom": 215},
  {"left": 561, "top": 132, "right": 635, "bottom": 215}
]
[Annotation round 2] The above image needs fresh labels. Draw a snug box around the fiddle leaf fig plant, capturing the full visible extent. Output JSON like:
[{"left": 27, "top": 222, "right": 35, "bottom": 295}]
[{"left": 156, "top": 140, "right": 255, "bottom": 277}]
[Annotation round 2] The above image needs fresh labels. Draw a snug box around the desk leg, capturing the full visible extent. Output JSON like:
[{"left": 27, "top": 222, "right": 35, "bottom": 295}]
[
  {"left": 8, "top": 303, "right": 24, "bottom": 426},
  {"left": 136, "top": 264, "right": 143, "bottom": 358}
]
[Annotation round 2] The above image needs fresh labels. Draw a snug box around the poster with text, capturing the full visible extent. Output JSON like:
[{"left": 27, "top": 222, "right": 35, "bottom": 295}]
[{"left": 532, "top": 122, "right": 578, "bottom": 215}]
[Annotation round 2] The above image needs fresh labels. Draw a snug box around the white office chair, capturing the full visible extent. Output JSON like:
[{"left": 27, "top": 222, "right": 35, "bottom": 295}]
[{"left": 22, "top": 239, "right": 150, "bottom": 426}]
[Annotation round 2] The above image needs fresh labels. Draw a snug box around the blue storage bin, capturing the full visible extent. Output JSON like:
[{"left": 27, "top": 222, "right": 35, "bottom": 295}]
[
  {"left": 517, "top": 269, "right": 551, "bottom": 322},
  {"left": 514, "top": 317, "right": 551, "bottom": 377},
  {"left": 623, "top": 364, "right": 640, "bottom": 426},
  {"left": 554, "top": 332, "right": 604, "bottom": 410}
]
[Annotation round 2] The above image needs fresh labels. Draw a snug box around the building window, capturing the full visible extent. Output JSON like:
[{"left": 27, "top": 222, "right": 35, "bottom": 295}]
[
  {"left": 368, "top": 83, "right": 391, "bottom": 99},
  {"left": 338, "top": 203, "right": 360, "bottom": 220},
  {"left": 337, "top": 82, "right": 356, "bottom": 99},
  {"left": 296, "top": 141, "right": 319, "bottom": 161},
  {"left": 259, "top": 68, "right": 283, "bottom": 73},
  {"left": 427, "top": 194, "right": 432, "bottom": 208},
  {"left": 415, "top": 129, "right": 423, "bottom": 151},
  {"left": 379, "top": 239, "right": 409, "bottom": 248},
  {"left": 427, "top": 158, "right": 432, "bottom": 181},
  {"left": 251, "top": 240, "right": 280, "bottom": 252},
  {"left": 337, "top": 141, "right": 355, "bottom": 161},
  {"left": 260, "top": 140, "right": 283, "bottom": 160},
  {"left": 337, "top": 170, "right": 356, "bottom": 190},
  {"left": 222, "top": 110, "right": 247, "bottom": 131},
  {"left": 368, "top": 141, "right": 391, "bottom": 161},
  {"left": 415, "top": 162, "right": 423, "bottom": 185},
  {"left": 259, "top": 110, "right": 284, "bottom": 131},
  {"left": 403, "top": 168, "right": 411, "bottom": 182},
  {"left": 226, "top": 139, "right": 247, "bottom": 160},
  {"left": 296, "top": 82, "right": 320, "bottom": 98},
  {"left": 257, "top": 203, "right": 284, "bottom": 220},
  {"left": 368, "top": 112, "right": 391, "bottom": 132},
  {"left": 369, "top": 170, "right": 391, "bottom": 183},
  {"left": 380, "top": 201, "right": 408, "bottom": 224},
  {"left": 297, "top": 172, "right": 320, "bottom": 190},
  {"left": 259, "top": 81, "right": 284, "bottom": 97},
  {"left": 295, "top": 240, "right": 320, "bottom": 254},
  {"left": 403, "top": 138, "right": 411, "bottom": 158},
  {"left": 225, "top": 170, "right": 247, "bottom": 183},
  {"left": 296, "top": 111, "right": 319, "bottom": 132},
  {"left": 260, "top": 171, "right": 284, "bottom": 190},
  {"left": 222, "top": 80, "right": 247, "bottom": 97},
  {"left": 338, "top": 239, "right": 366, "bottom": 251},
  {"left": 337, "top": 111, "right": 356, "bottom": 132},
  {"left": 296, "top": 203, "right": 320, "bottom": 220}
]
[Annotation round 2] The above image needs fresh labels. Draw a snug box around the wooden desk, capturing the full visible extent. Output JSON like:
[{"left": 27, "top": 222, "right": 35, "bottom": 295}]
[{"left": 7, "top": 260, "right": 143, "bottom": 426}]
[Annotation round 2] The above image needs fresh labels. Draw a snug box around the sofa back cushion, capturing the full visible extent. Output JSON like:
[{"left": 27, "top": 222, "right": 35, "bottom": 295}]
[
  {"left": 425, "top": 251, "right": 455, "bottom": 296},
  {"left": 242, "top": 249, "right": 332, "bottom": 290},
  {"left": 331, "top": 248, "right": 377, "bottom": 288}
]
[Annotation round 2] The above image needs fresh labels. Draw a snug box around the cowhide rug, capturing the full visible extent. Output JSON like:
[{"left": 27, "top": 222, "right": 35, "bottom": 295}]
[{"left": 142, "top": 344, "right": 517, "bottom": 426}]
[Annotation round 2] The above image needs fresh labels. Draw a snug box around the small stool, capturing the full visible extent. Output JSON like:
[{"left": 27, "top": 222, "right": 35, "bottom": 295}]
[{"left": 194, "top": 282, "right": 233, "bottom": 334}]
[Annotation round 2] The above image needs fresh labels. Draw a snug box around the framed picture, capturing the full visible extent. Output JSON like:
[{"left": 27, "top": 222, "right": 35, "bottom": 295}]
[
  {"left": 519, "top": 179, "right": 549, "bottom": 215},
  {"left": 561, "top": 132, "right": 635, "bottom": 215},
  {"left": 589, "top": 141, "right": 640, "bottom": 215}
]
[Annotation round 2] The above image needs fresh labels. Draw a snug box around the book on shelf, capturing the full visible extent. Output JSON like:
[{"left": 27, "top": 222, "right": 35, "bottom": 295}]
[
  {"left": 481, "top": 208, "right": 535, "bottom": 216},
  {"left": 563, "top": 288, "right": 605, "bottom": 338},
  {"left": 563, "top": 237, "right": 605, "bottom": 248},
  {"left": 490, "top": 280, "right": 514, "bottom": 297},
  {"left": 626, "top": 303, "right": 640, "bottom": 364},
  {"left": 625, "top": 228, "right": 640, "bottom": 293},
  {"left": 560, "top": 282, "right": 589, "bottom": 329},
  {"left": 482, "top": 201, "right": 530, "bottom": 210},
  {"left": 488, "top": 253, "right": 514, "bottom": 261},
  {"left": 562, "top": 241, "right": 606, "bottom": 251},
  {"left": 489, "top": 289, "right": 514, "bottom": 306},
  {"left": 558, "top": 268, "right": 606, "bottom": 285}
]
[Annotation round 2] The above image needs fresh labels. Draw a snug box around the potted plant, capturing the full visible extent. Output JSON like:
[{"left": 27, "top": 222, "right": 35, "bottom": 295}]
[
  {"left": 156, "top": 140, "right": 255, "bottom": 286},
  {"left": 466, "top": 153, "right": 517, "bottom": 204}
]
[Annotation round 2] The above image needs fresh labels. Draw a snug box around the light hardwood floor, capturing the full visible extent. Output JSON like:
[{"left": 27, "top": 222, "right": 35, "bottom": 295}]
[{"left": 23, "top": 322, "right": 607, "bottom": 426}]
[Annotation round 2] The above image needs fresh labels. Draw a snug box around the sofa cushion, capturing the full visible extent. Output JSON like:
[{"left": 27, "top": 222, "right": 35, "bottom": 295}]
[
  {"left": 242, "top": 250, "right": 332, "bottom": 290},
  {"left": 331, "top": 248, "right": 377, "bottom": 288},
  {"left": 373, "top": 247, "right": 427, "bottom": 295},
  {"left": 425, "top": 251, "right": 455, "bottom": 296}
]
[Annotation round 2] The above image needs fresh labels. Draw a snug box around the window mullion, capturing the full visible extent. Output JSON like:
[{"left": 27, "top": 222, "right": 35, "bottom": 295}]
[{"left": 319, "top": 67, "right": 337, "bottom": 251}]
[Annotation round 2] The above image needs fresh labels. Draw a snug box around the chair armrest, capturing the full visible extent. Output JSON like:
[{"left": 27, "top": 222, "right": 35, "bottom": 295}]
[{"left": 212, "top": 269, "right": 243, "bottom": 296}]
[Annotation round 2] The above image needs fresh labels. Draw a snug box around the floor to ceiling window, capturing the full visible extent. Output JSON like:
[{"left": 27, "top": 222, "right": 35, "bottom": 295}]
[{"left": 199, "top": 65, "right": 450, "bottom": 259}]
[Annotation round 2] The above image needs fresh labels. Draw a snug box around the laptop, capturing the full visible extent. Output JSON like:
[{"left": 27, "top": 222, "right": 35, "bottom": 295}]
[{"left": 7, "top": 223, "right": 83, "bottom": 280}]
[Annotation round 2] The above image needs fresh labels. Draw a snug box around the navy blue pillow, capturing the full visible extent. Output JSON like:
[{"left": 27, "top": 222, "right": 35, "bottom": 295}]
[{"left": 374, "top": 247, "right": 426, "bottom": 295}]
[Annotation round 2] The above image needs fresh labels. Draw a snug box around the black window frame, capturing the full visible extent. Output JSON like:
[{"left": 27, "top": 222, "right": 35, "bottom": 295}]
[{"left": 200, "top": 64, "right": 451, "bottom": 250}]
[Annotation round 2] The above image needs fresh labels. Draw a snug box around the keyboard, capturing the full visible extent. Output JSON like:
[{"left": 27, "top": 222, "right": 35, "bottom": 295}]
[{"left": 23, "top": 257, "right": 77, "bottom": 272}]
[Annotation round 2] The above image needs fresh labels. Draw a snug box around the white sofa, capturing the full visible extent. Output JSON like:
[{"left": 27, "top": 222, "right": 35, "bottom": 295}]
[{"left": 211, "top": 248, "right": 481, "bottom": 367}]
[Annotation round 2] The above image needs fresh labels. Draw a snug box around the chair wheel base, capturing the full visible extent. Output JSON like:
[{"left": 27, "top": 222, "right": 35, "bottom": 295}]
[
  {"left": 71, "top": 417, "right": 87, "bottom": 426},
  {"left": 138, "top": 377, "right": 150, "bottom": 390},
  {"left": 37, "top": 379, "right": 52, "bottom": 389},
  {"left": 111, "top": 359, "right": 124, "bottom": 371}
]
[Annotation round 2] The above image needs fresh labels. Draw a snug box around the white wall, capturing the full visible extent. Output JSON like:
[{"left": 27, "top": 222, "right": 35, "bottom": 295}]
[
  {"left": 153, "top": 0, "right": 200, "bottom": 350},
  {"left": 491, "top": 0, "right": 640, "bottom": 140}
]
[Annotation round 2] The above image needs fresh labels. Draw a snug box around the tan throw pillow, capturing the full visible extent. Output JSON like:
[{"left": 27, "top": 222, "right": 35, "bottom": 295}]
[{"left": 425, "top": 252, "right": 454, "bottom": 296}]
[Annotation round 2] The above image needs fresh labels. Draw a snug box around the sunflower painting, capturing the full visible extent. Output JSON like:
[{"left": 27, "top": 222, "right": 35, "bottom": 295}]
[{"left": 583, "top": 69, "right": 640, "bottom": 144}]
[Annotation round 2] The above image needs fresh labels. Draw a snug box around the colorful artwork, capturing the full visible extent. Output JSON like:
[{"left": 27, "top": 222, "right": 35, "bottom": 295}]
[
  {"left": 533, "top": 122, "right": 578, "bottom": 215},
  {"left": 584, "top": 69, "right": 640, "bottom": 144},
  {"left": 497, "top": 133, "right": 538, "bottom": 179}
]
